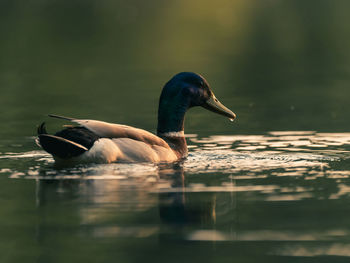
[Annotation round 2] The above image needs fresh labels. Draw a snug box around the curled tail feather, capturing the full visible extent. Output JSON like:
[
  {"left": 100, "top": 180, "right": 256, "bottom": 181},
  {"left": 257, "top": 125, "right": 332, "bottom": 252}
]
[{"left": 37, "top": 122, "right": 88, "bottom": 159}]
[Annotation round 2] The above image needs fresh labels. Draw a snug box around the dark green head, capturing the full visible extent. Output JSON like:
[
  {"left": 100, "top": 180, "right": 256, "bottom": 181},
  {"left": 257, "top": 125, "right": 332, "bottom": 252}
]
[{"left": 157, "top": 72, "right": 236, "bottom": 134}]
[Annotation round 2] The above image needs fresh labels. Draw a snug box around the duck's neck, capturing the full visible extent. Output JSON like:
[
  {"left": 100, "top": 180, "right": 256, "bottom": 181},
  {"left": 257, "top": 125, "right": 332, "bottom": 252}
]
[
  {"left": 157, "top": 97, "right": 189, "bottom": 157},
  {"left": 157, "top": 95, "right": 190, "bottom": 134},
  {"left": 157, "top": 109, "right": 186, "bottom": 135}
]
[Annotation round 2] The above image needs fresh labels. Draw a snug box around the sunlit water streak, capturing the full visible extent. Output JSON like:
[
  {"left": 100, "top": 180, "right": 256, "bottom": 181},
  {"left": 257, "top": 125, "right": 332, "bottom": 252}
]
[
  {"left": 1, "top": 132, "right": 350, "bottom": 205},
  {"left": 1, "top": 131, "right": 350, "bottom": 180}
]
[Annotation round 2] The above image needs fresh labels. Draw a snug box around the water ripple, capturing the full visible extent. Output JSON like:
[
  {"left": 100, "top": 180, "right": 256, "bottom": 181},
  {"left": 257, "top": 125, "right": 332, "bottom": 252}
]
[{"left": 1, "top": 132, "right": 350, "bottom": 202}]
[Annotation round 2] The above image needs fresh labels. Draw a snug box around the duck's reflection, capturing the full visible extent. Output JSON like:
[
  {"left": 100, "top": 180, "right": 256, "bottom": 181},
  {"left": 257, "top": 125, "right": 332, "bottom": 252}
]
[
  {"left": 157, "top": 162, "right": 218, "bottom": 226},
  {"left": 34, "top": 162, "right": 221, "bottom": 241},
  {"left": 34, "top": 155, "right": 348, "bottom": 243}
]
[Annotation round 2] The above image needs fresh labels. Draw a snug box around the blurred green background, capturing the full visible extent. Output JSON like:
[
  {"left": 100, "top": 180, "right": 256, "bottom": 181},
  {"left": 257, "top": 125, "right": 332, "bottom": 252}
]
[
  {"left": 2, "top": 2, "right": 350, "bottom": 263},
  {"left": 1, "top": 0, "right": 349, "bottom": 138}
]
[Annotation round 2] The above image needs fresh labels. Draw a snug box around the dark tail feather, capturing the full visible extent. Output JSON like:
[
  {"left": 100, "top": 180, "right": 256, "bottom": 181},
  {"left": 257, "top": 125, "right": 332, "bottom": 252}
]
[
  {"left": 36, "top": 121, "right": 97, "bottom": 159},
  {"left": 37, "top": 122, "right": 47, "bottom": 135},
  {"left": 37, "top": 134, "right": 88, "bottom": 159},
  {"left": 35, "top": 122, "right": 47, "bottom": 147}
]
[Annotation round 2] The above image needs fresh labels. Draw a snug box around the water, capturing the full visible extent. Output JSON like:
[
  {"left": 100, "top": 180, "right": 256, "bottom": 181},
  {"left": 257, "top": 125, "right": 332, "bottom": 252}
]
[
  {"left": 2, "top": 0, "right": 350, "bottom": 262},
  {"left": 2, "top": 132, "right": 350, "bottom": 262}
]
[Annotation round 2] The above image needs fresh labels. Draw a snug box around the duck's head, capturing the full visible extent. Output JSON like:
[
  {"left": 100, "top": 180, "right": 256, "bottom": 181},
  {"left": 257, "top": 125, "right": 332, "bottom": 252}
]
[{"left": 157, "top": 72, "right": 236, "bottom": 134}]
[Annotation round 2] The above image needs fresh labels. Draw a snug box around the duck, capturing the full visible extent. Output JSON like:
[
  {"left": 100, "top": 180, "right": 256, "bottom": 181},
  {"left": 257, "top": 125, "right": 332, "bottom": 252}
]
[{"left": 36, "top": 72, "right": 236, "bottom": 164}]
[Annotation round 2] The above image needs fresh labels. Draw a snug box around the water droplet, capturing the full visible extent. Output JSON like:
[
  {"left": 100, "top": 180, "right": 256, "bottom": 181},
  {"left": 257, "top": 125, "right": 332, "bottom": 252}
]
[{"left": 229, "top": 118, "right": 234, "bottom": 122}]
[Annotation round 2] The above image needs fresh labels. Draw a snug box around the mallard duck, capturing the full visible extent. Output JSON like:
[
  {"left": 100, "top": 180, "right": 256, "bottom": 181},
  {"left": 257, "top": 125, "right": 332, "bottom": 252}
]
[{"left": 36, "top": 72, "right": 236, "bottom": 164}]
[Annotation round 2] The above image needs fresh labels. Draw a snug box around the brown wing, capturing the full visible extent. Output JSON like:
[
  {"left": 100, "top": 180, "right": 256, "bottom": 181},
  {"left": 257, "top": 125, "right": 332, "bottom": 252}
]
[{"left": 49, "top": 115, "right": 170, "bottom": 148}]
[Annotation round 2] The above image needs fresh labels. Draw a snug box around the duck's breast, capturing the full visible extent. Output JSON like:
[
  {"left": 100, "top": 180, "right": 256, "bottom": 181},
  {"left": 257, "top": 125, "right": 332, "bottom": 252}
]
[{"left": 112, "top": 138, "right": 178, "bottom": 163}]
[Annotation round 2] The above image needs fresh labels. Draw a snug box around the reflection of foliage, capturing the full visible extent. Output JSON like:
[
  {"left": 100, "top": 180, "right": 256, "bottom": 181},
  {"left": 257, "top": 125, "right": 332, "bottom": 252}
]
[
  {"left": 229, "top": 1, "right": 350, "bottom": 133},
  {"left": 1, "top": 0, "right": 350, "bottom": 137}
]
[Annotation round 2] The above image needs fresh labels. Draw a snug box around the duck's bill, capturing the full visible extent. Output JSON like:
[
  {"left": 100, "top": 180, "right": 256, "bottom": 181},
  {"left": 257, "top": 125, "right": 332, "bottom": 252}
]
[{"left": 203, "top": 95, "right": 236, "bottom": 120}]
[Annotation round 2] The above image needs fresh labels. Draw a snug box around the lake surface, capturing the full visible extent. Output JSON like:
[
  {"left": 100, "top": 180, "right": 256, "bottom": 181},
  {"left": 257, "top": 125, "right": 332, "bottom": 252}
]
[
  {"left": 2, "top": 132, "right": 350, "bottom": 262},
  {"left": 1, "top": 1, "right": 350, "bottom": 262}
]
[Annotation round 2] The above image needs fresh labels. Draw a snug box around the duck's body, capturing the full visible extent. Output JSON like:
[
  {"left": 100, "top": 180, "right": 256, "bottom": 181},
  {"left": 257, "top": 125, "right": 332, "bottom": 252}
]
[
  {"left": 37, "top": 72, "right": 236, "bottom": 165},
  {"left": 38, "top": 116, "right": 184, "bottom": 164}
]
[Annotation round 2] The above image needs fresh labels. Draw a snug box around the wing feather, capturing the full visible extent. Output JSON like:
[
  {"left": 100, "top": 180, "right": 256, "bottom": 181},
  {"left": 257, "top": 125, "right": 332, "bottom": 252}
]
[{"left": 49, "top": 115, "right": 170, "bottom": 148}]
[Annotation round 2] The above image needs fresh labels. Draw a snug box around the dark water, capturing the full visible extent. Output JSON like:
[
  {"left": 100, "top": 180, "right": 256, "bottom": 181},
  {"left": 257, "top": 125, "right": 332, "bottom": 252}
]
[{"left": 1, "top": 1, "right": 350, "bottom": 262}]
